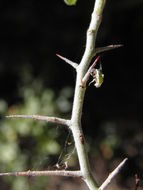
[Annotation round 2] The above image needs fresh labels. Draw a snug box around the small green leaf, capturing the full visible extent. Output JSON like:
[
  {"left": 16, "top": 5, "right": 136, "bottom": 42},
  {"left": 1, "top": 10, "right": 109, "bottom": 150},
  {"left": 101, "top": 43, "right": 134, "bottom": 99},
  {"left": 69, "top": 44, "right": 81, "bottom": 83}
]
[{"left": 64, "top": 0, "right": 77, "bottom": 6}]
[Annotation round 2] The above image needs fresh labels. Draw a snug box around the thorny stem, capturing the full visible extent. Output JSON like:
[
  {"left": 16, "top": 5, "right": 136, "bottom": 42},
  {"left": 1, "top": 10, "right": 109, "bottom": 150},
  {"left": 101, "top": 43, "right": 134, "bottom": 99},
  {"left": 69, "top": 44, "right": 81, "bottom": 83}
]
[
  {"left": 71, "top": 0, "right": 106, "bottom": 189},
  {"left": 0, "top": 1, "right": 127, "bottom": 190}
]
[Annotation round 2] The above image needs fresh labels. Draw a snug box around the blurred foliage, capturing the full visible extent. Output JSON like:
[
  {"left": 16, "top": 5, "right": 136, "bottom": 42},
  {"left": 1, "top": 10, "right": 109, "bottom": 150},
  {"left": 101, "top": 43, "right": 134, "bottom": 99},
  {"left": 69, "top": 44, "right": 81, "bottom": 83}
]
[{"left": 0, "top": 68, "right": 75, "bottom": 190}]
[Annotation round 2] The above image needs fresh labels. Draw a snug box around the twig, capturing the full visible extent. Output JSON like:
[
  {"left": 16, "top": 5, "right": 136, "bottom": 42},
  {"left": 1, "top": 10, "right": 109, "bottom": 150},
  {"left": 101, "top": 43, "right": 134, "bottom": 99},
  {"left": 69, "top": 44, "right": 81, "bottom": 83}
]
[
  {"left": 98, "top": 158, "right": 128, "bottom": 190},
  {"left": 93, "top": 44, "right": 123, "bottom": 56},
  {"left": 0, "top": 170, "right": 82, "bottom": 178},
  {"left": 6, "top": 115, "right": 71, "bottom": 127},
  {"left": 135, "top": 174, "right": 140, "bottom": 190},
  {"left": 82, "top": 56, "right": 100, "bottom": 87},
  {"left": 56, "top": 53, "right": 78, "bottom": 69}
]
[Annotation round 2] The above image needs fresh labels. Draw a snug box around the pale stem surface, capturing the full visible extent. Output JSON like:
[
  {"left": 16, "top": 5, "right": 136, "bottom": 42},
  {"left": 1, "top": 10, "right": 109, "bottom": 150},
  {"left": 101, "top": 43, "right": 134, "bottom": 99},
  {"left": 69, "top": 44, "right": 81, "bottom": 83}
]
[
  {"left": 71, "top": 0, "right": 106, "bottom": 190},
  {"left": 0, "top": 1, "right": 128, "bottom": 190}
]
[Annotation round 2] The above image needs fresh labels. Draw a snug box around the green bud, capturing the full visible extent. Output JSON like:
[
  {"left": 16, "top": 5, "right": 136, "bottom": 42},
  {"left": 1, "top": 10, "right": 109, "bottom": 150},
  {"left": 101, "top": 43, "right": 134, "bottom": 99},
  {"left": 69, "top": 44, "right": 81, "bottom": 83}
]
[{"left": 64, "top": 0, "right": 77, "bottom": 6}]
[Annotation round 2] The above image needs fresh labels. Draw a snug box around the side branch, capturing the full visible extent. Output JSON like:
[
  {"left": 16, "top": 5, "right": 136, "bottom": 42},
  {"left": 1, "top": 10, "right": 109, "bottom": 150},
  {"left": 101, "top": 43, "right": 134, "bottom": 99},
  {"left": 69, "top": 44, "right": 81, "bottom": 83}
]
[
  {"left": 99, "top": 158, "right": 128, "bottom": 190},
  {"left": 0, "top": 170, "right": 82, "bottom": 178},
  {"left": 6, "top": 115, "right": 71, "bottom": 127}
]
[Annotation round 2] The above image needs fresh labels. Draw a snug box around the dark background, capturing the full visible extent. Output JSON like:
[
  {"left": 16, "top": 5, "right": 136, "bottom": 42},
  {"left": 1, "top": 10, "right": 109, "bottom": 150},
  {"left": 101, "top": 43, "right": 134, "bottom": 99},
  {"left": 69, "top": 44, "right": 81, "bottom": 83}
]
[{"left": 0, "top": 0, "right": 143, "bottom": 189}]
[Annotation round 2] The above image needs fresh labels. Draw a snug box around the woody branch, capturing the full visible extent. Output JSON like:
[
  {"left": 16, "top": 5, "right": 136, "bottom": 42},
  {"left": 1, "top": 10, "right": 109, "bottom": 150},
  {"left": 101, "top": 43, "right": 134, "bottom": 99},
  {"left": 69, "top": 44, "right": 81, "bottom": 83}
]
[
  {"left": 6, "top": 115, "right": 70, "bottom": 127},
  {"left": 0, "top": 0, "right": 127, "bottom": 190}
]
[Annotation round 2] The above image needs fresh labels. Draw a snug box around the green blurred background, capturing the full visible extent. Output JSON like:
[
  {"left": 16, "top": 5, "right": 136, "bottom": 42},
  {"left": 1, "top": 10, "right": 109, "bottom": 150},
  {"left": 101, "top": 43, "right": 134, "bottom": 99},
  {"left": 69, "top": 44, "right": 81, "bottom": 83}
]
[{"left": 0, "top": 0, "right": 143, "bottom": 189}]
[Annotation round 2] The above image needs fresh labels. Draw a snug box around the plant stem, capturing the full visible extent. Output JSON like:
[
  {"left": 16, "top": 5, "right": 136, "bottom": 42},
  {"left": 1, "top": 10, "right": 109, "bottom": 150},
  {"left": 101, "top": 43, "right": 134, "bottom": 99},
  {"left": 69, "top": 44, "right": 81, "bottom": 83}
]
[
  {"left": 6, "top": 115, "right": 70, "bottom": 127},
  {"left": 2, "top": 1, "right": 127, "bottom": 190},
  {"left": 0, "top": 170, "right": 82, "bottom": 178},
  {"left": 71, "top": 0, "right": 106, "bottom": 190}
]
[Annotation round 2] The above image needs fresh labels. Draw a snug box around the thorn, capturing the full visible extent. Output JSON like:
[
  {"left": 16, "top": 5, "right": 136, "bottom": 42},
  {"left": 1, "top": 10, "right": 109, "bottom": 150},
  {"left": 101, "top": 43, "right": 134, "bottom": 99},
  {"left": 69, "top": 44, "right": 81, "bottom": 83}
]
[
  {"left": 135, "top": 174, "right": 140, "bottom": 190},
  {"left": 94, "top": 44, "right": 123, "bottom": 55},
  {"left": 81, "top": 56, "right": 100, "bottom": 87},
  {"left": 56, "top": 53, "right": 66, "bottom": 61},
  {"left": 90, "top": 55, "right": 100, "bottom": 68},
  {"left": 56, "top": 53, "right": 78, "bottom": 69},
  {"left": 99, "top": 158, "right": 128, "bottom": 190}
]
